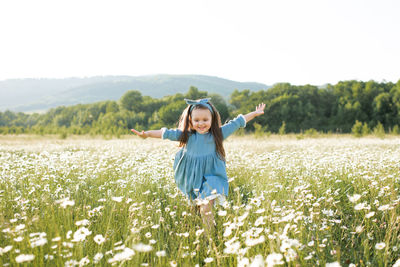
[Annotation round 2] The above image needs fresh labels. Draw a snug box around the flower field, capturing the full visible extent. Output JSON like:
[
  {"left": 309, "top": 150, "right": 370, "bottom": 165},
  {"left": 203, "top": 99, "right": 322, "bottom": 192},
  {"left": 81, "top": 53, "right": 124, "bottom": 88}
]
[{"left": 0, "top": 135, "right": 400, "bottom": 266}]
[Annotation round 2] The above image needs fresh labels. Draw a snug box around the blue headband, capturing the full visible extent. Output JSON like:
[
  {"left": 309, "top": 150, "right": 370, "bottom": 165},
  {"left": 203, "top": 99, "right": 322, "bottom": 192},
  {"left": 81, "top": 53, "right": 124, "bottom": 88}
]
[{"left": 185, "top": 98, "right": 214, "bottom": 114}]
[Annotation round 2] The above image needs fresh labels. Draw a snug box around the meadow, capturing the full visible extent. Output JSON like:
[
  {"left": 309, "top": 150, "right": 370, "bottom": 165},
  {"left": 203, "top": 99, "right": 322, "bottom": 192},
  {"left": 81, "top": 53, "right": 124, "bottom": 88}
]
[{"left": 0, "top": 135, "right": 399, "bottom": 266}]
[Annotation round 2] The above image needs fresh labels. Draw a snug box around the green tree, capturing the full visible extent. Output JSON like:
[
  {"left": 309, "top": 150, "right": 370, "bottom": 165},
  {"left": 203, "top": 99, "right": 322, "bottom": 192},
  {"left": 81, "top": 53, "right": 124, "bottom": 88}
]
[
  {"left": 352, "top": 120, "right": 363, "bottom": 137},
  {"left": 373, "top": 92, "right": 392, "bottom": 127},
  {"left": 279, "top": 121, "right": 286, "bottom": 135},
  {"left": 105, "top": 101, "right": 120, "bottom": 113},
  {"left": 373, "top": 122, "right": 385, "bottom": 138},
  {"left": 362, "top": 122, "right": 370, "bottom": 136},
  {"left": 392, "top": 125, "right": 400, "bottom": 135},
  {"left": 158, "top": 101, "right": 187, "bottom": 127},
  {"left": 120, "top": 90, "right": 143, "bottom": 112},
  {"left": 230, "top": 89, "right": 250, "bottom": 110},
  {"left": 185, "top": 86, "right": 208, "bottom": 100},
  {"left": 209, "top": 94, "right": 229, "bottom": 123}
]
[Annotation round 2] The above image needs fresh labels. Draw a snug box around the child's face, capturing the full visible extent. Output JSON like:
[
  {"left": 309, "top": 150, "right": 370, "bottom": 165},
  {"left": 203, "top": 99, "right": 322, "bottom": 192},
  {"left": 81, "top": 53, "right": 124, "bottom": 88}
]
[{"left": 190, "top": 108, "right": 212, "bottom": 134}]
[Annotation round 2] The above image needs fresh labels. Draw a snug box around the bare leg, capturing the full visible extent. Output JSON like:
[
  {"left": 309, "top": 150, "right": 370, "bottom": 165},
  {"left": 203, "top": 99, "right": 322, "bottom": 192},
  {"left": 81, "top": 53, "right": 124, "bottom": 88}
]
[{"left": 199, "top": 199, "right": 215, "bottom": 235}]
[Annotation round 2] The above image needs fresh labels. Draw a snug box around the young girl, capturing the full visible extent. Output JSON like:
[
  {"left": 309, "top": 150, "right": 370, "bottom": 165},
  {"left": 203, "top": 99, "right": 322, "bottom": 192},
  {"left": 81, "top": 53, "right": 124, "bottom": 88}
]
[{"left": 131, "top": 98, "right": 265, "bottom": 231}]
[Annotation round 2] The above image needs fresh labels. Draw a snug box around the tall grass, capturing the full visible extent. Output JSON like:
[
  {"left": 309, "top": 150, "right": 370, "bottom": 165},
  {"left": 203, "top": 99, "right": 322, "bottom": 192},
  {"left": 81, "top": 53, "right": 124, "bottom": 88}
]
[{"left": 0, "top": 136, "right": 399, "bottom": 266}]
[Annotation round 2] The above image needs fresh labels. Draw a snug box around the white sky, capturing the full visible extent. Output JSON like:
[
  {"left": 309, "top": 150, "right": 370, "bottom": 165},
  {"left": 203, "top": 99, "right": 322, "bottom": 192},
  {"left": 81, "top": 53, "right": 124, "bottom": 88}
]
[{"left": 0, "top": 0, "right": 399, "bottom": 85}]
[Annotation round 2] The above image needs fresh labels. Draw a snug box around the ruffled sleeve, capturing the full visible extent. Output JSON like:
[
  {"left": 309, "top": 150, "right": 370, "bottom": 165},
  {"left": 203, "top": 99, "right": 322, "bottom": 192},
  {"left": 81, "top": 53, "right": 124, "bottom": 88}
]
[
  {"left": 221, "top": 114, "right": 246, "bottom": 140},
  {"left": 161, "top": 128, "right": 182, "bottom": 141}
]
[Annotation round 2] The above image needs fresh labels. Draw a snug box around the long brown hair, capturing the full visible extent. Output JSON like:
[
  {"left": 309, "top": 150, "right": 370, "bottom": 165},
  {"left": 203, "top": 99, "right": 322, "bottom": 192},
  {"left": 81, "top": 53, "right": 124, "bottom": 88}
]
[{"left": 177, "top": 101, "right": 225, "bottom": 161}]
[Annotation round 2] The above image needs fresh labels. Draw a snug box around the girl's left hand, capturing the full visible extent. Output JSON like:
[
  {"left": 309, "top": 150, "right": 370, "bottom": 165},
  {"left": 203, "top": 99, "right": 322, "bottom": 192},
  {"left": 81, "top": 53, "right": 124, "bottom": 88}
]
[
  {"left": 131, "top": 129, "right": 148, "bottom": 139},
  {"left": 254, "top": 103, "right": 266, "bottom": 116}
]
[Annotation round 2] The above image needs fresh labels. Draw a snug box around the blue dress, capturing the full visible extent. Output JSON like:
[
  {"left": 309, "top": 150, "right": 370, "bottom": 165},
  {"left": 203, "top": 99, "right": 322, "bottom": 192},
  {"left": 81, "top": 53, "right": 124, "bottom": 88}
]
[{"left": 161, "top": 114, "right": 246, "bottom": 202}]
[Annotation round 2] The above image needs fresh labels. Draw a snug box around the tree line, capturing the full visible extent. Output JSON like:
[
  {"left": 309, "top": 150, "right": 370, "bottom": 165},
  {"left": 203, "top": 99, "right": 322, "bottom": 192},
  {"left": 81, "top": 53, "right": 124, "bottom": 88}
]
[{"left": 1, "top": 80, "right": 399, "bottom": 137}]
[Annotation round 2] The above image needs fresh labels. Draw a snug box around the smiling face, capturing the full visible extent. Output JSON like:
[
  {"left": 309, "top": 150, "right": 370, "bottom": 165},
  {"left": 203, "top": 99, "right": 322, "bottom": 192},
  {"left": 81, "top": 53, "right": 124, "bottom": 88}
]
[{"left": 190, "top": 107, "right": 212, "bottom": 134}]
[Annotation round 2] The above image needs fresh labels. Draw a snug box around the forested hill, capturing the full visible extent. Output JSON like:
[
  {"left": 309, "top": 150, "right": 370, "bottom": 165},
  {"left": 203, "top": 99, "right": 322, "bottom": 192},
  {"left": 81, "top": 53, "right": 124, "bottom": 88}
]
[
  {"left": 1, "top": 80, "right": 400, "bottom": 136},
  {"left": 0, "top": 75, "right": 269, "bottom": 112}
]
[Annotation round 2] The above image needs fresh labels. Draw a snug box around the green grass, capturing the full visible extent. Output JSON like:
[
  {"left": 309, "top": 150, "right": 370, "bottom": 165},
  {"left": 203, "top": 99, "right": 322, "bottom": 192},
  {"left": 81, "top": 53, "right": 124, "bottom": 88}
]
[{"left": 0, "top": 136, "right": 399, "bottom": 266}]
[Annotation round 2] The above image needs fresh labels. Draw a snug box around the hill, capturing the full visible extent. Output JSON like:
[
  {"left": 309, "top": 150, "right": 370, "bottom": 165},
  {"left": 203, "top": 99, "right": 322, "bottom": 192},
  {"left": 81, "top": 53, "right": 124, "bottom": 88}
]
[{"left": 0, "top": 74, "right": 269, "bottom": 112}]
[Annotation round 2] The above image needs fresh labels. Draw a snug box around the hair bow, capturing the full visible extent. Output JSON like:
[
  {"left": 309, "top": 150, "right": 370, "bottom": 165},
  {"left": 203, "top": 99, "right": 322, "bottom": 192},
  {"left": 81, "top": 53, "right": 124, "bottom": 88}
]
[{"left": 184, "top": 98, "right": 213, "bottom": 114}]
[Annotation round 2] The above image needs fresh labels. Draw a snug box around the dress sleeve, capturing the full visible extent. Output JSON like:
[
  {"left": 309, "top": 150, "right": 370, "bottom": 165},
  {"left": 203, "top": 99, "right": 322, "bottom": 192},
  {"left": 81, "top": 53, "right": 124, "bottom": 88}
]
[
  {"left": 221, "top": 114, "right": 246, "bottom": 139},
  {"left": 161, "top": 128, "right": 182, "bottom": 141}
]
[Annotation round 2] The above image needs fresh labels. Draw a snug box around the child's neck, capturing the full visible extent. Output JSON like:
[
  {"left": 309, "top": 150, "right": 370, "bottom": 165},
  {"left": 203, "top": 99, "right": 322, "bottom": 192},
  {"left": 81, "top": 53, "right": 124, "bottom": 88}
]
[{"left": 191, "top": 129, "right": 210, "bottom": 135}]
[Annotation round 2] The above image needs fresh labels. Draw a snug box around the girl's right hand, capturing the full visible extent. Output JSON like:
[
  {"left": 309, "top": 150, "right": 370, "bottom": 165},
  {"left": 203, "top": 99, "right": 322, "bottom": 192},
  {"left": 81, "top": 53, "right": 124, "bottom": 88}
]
[{"left": 131, "top": 129, "right": 148, "bottom": 139}]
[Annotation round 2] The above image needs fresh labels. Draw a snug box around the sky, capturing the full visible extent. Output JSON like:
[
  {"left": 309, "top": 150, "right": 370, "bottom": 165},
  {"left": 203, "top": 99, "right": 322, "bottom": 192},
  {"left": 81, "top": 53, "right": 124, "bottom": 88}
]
[{"left": 0, "top": 0, "right": 399, "bottom": 85}]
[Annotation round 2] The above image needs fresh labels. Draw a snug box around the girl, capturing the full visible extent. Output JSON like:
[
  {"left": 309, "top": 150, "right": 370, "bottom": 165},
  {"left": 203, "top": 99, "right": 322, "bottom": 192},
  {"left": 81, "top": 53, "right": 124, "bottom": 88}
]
[{"left": 131, "top": 98, "right": 265, "bottom": 231}]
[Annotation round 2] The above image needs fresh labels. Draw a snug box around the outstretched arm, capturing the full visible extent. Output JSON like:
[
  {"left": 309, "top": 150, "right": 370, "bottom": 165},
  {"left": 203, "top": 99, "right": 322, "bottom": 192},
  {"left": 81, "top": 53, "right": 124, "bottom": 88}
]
[
  {"left": 131, "top": 129, "right": 162, "bottom": 139},
  {"left": 243, "top": 103, "right": 266, "bottom": 123}
]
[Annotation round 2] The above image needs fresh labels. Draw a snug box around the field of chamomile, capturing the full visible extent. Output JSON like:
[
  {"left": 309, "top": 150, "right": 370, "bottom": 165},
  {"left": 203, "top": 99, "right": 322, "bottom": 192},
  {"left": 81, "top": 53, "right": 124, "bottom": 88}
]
[{"left": 1, "top": 135, "right": 400, "bottom": 267}]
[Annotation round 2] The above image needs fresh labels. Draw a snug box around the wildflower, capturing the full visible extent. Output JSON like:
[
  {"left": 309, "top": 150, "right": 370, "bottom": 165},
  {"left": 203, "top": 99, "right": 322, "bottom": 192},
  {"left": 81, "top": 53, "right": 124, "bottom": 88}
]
[
  {"left": 114, "top": 244, "right": 126, "bottom": 251},
  {"left": 30, "top": 236, "right": 48, "bottom": 248},
  {"left": 178, "top": 232, "right": 189, "bottom": 238},
  {"left": 378, "top": 204, "right": 390, "bottom": 211},
  {"left": 75, "top": 219, "right": 90, "bottom": 226},
  {"left": 93, "top": 234, "right": 105, "bottom": 245},
  {"left": 365, "top": 211, "right": 375, "bottom": 218},
  {"left": 170, "top": 260, "right": 178, "bottom": 267},
  {"left": 156, "top": 250, "right": 167, "bottom": 257},
  {"left": 348, "top": 194, "right": 361, "bottom": 203},
  {"left": 255, "top": 208, "right": 265, "bottom": 214},
  {"left": 15, "top": 254, "right": 35, "bottom": 263},
  {"left": 354, "top": 202, "right": 367, "bottom": 211},
  {"left": 238, "top": 212, "right": 249, "bottom": 222},
  {"left": 355, "top": 225, "right": 364, "bottom": 233},
  {"left": 65, "top": 260, "right": 78, "bottom": 266},
  {"left": 151, "top": 224, "right": 160, "bottom": 229},
  {"left": 108, "top": 248, "right": 135, "bottom": 263},
  {"left": 56, "top": 197, "right": 75, "bottom": 208},
  {"left": 223, "top": 226, "right": 233, "bottom": 238},
  {"left": 245, "top": 235, "right": 265, "bottom": 247},
  {"left": 79, "top": 256, "right": 90, "bottom": 266},
  {"left": 130, "top": 227, "right": 140, "bottom": 234},
  {"left": 218, "top": 210, "right": 227, "bottom": 216},
  {"left": 14, "top": 236, "right": 23, "bottom": 242},
  {"left": 250, "top": 255, "right": 264, "bottom": 267},
  {"left": 322, "top": 209, "right": 334, "bottom": 217},
  {"left": 133, "top": 243, "right": 153, "bottom": 252},
  {"left": 326, "top": 262, "right": 341, "bottom": 267},
  {"left": 393, "top": 259, "right": 400, "bottom": 267},
  {"left": 204, "top": 257, "right": 214, "bottom": 263},
  {"left": 66, "top": 230, "right": 72, "bottom": 239},
  {"left": 112, "top": 196, "right": 123, "bottom": 202},
  {"left": 72, "top": 227, "right": 92, "bottom": 242},
  {"left": 280, "top": 238, "right": 300, "bottom": 252},
  {"left": 375, "top": 242, "right": 386, "bottom": 250},
  {"left": 15, "top": 224, "right": 25, "bottom": 231},
  {"left": 0, "top": 245, "right": 13, "bottom": 255},
  {"left": 224, "top": 241, "right": 241, "bottom": 254},
  {"left": 254, "top": 216, "right": 265, "bottom": 226},
  {"left": 93, "top": 253, "right": 103, "bottom": 264},
  {"left": 285, "top": 248, "right": 297, "bottom": 262},
  {"left": 237, "top": 257, "right": 250, "bottom": 267},
  {"left": 195, "top": 229, "right": 204, "bottom": 236},
  {"left": 44, "top": 254, "right": 54, "bottom": 260},
  {"left": 265, "top": 252, "right": 283, "bottom": 267}
]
